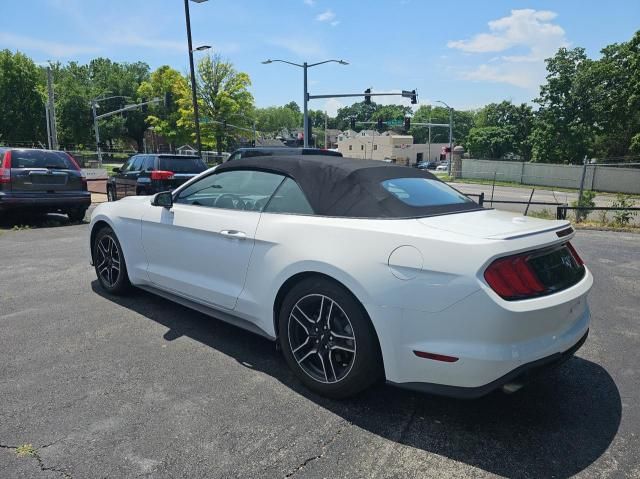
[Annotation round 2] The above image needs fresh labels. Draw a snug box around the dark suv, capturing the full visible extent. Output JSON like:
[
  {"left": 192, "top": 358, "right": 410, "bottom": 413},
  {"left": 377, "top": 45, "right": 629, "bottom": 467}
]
[
  {"left": 107, "top": 154, "right": 207, "bottom": 201},
  {"left": 227, "top": 147, "right": 342, "bottom": 162},
  {"left": 0, "top": 148, "right": 90, "bottom": 221}
]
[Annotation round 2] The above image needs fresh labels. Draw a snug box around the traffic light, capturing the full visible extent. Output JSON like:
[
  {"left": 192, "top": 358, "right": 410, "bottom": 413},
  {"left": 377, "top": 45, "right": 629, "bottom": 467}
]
[
  {"left": 410, "top": 89, "right": 417, "bottom": 105},
  {"left": 350, "top": 117, "right": 356, "bottom": 130},
  {"left": 404, "top": 117, "right": 410, "bottom": 130},
  {"left": 377, "top": 118, "right": 383, "bottom": 129},
  {"left": 163, "top": 91, "right": 173, "bottom": 109},
  {"left": 364, "top": 88, "right": 371, "bottom": 105}
]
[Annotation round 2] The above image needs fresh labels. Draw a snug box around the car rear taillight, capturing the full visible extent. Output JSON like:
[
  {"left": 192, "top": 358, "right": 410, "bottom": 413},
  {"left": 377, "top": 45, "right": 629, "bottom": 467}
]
[
  {"left": 565, "top": 242, "right": 584, "bottom": 266},
  {"left": 484, "top": 241, "right": 585, "bottom": 301},
  {"left": 484, "top": 254, "right": 545, "bottom": 300},
  {"left": 151, "top": 170, "right": 174, "bottom": 180},
  {"left": 0, "top": 150, "right": 11, "bottom": 184}
]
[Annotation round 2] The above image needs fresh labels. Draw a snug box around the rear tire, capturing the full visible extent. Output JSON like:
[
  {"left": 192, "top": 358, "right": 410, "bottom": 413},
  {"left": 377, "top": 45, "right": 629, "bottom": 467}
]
[
  {"left": 93, "top": 226, "right": 131, "bottom": 295},
  {"left": 278, "top": 277, "right": 383, "bottom": 399},
  {"left": 67, "top": 208, "right": 87, "bottom": 223}
]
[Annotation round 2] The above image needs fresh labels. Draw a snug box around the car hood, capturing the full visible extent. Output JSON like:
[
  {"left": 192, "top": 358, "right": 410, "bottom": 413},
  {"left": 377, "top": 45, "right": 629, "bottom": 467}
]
[{"left": 417, "top": 208, "right": 570, "bottom": 240}]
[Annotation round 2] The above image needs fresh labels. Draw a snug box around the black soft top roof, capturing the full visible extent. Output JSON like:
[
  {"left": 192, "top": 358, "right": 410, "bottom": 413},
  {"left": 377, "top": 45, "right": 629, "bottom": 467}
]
[{"left": 215, "top": 155, "right": 481, "bottom": 218}]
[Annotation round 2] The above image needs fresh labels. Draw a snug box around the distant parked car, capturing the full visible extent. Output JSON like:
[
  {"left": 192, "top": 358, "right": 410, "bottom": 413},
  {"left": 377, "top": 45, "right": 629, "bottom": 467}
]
[
  {"left": 227, "top": 147, "right": 342, "bottom": 162},
  {"left": 436, "top": 162, "right": 449, "bottom": 171},
  {"left": 417, "top": 161, "right": 438, "bottom": 170},
  {"left": 106, "top": 154, "right": 207, "bottom": 201},
  {"left": 0, "top": 148, "right": 90, "bottom": 221}
]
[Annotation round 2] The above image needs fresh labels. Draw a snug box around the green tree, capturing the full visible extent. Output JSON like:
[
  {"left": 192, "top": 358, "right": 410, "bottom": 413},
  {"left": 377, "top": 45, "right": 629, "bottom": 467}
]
[
  {"left": 49, "top": 61, "right": 93, "bottom": 147},
  {"left": 335, "top": 101, "right": 379, "bottom": 130},
  {"left": 182, "top": 54, "right": 254, "bottom": 153},
  {"left": 531, "top": 48, "right": 594, "bottom": 163},
  {"left": 254, "top": 106, "right": 300, "bottom": 133},
  {"left": 284, "top": 101, "right": 301, "bottom": 114},
  {"left": 410, "top": 106, "right": 475, "bottom": 146},
  {"left": 0, "top": 50, "right": 46, "bottom": 145},
  {"left": 582, "top": 31, "right": 640, "bottom": 158},
  {"left": 466, "top": 126, "right": 515, "bottom": 159},
  {"left": 474, "top": 101, "right": 534, "bottom": 160},
  {"left": 138, "top": 65, "right": 191, "bottom": 148}
]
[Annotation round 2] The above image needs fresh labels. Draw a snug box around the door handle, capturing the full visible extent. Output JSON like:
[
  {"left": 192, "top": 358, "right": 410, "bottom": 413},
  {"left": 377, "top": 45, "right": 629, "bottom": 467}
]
[{"left": 220, "top": 230, "right": 247, "bottom": 239}]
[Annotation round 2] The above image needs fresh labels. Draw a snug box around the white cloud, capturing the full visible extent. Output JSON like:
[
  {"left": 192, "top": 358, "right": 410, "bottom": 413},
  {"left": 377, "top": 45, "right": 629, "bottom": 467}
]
[
  {"left": 330, "top": 21, "right": 340, "bottom": 27},
  {"left": 316, "top": 9, "right": 336, "bottom": 22},
  {"left": 323, "top": 98, "right": 344, "bottom": 117},
  {"left": 303, "top": 0, "right": 315, "bottom": 5},
  {"left": 0, "top": 32, "right": 100, "bottom": 58},
  {"left": 447, "top": 9, "right": 569, "bottom": 89}
]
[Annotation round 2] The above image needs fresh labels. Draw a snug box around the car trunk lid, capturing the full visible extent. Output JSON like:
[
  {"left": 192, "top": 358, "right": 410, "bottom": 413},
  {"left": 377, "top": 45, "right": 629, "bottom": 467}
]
[
  {"left": 9, "top": 150, "right": 85, "bottom": 193},
  {"left": 417, "top": 208, "right": 570, "bottom": 240}
]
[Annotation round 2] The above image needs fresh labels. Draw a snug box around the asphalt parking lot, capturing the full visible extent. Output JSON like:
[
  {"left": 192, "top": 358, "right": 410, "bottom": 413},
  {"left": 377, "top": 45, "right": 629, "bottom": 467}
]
[{"left": 0, "top": 219, "right": 638, "bottom": 478}]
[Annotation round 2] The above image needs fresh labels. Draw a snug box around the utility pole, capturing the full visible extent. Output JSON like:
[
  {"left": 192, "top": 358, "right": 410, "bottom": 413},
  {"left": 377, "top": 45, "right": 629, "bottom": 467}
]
[
  {"left": 303, "top": 62, "right": 309, "bottom": 147},
  {"left": 91, "top": 100, "right": 102, "bottom": 166},
  {"left": 324, "top": 111, "right": 328, "bottom": 149},
  {"left": 46, "top": 66, "right": 58, "bottom": 150},
  {"left": 578, "top": 155, "right": 589, "bottom": 205},
  {"left": 428, "top": 115, "right": 431, "bottom": 162},
  {"left": 253, "top": 121, "right": 257, "bottom": 147},
  {"left": 45, "top": 102, "right": 52, "bottom": 150},
  {"left": 448, "top": 107, "right": 453, "bottom": 175},
  {"left": 184, "top": 0, "right": 203, "bottom": 158}
]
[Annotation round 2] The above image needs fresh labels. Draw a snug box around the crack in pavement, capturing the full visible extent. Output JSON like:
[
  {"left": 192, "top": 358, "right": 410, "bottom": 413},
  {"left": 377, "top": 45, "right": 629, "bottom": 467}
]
[
  {"left": 284, "top": 420, "right": 352, "bottom": 478},
  {"left": 1, "top": 441, "right": 73, "bottom": 479}
]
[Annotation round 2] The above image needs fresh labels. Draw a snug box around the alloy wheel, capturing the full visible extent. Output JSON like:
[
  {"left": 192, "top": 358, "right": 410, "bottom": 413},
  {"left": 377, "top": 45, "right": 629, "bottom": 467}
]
[
  {"left": 95, "top": 235, "right": 121, "bottom": 288},
  {"left": 287, "top": 294, "right": 357, "bottom": 384}
]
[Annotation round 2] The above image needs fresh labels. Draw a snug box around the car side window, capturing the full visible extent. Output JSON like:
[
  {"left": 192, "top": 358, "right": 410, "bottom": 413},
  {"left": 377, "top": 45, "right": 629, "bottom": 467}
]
[
  {"left": 175, "top": 170, "right": 285, "bottom": 211},
  {"left": 142, "top": 156, "right": 155, "bottom": 171},
  {"left": 130, "top": 156, "right": 145, "bottom": 172},
  {"left": 120, "top": 158, "right": 134, "bottom": 173},
  {"left": 264, "top": 177, "right": 314, "bottom": 215}
]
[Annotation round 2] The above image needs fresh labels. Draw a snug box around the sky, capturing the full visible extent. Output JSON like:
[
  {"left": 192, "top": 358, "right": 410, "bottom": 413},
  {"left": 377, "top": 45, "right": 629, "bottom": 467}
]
[{"left": 1, "top": 0, "right": 639, "bottom": 115}]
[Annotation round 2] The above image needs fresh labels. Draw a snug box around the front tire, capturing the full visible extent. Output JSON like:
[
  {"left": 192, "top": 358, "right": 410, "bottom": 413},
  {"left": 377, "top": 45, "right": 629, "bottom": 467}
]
[
  {"left": 278, "top": 277, "right": 383, "bottom": 399},
  {"left": 93, "top": 226, "right": 131, "bottom": 295}
]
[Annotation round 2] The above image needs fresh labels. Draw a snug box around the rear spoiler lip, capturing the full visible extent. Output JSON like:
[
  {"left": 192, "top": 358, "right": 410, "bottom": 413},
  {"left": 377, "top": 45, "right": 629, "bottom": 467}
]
[{"left": 486, "top": 221, "right": 572, "bottom": 240}]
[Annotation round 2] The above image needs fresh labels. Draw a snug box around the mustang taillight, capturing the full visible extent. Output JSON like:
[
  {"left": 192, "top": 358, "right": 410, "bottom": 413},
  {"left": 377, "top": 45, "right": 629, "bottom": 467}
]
[
  {"left": 151, "top": 170, "right": 174, "bottom": 180},
  {"left": 565, "top": 242, "right": 584, "bottom": 266},
  {"left": 0, "top": 150, "right": 11, "bottom": 184},
  {"left": 484, "top": 252, "right": 545, "bottom": 300},
  {"left": 484, "top": 241, "right": 585, "bottom": 300}
]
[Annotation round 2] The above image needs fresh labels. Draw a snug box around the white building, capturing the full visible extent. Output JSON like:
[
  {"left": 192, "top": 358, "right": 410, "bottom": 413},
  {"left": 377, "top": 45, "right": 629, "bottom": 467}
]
[{"left": 337, "top": 130, "right": 450, "bottom": 165}]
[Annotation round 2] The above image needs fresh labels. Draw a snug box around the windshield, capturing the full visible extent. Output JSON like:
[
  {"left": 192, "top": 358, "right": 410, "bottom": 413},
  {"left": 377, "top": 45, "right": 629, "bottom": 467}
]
[
  {"left": 10, "top": 150, "right": 76, "bottom": 170},
  {"left": 381, "top": 178, "right": 472, "bottom": 207},
  {"left": 158, "top": 156, "right": 206, "bottom": 173}
]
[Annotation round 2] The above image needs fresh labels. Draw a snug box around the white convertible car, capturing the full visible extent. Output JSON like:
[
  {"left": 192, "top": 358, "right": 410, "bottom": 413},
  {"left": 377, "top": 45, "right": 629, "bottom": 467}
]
[{"left": 89, "top": 155, "right": 592, "bottom": 398}]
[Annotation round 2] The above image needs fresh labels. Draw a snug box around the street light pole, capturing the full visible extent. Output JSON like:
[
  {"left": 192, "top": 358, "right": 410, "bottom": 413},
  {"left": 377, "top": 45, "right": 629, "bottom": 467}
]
[
  {"left": 436, "top": 100, "right": 453, "bottom": 176},
  {"left": 91, "top": 100, "right": 102, "bottom": 166},
  {"left": 184, "top": 0, "right": 204, "bottom": 159},
  {"left": 303, "top": 62, "right": 309, "bottom": 147},
  {"left": 262, "top": 58, "right": 348, "bottom": 148}
]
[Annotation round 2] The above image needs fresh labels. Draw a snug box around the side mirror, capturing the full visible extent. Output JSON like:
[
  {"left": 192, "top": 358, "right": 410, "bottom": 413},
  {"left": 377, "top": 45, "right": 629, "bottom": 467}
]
[
  {"left": 112, "top": 167, "right": 121, "bottom": 173},
  {"left": 152, "top": 191, "right": 173, "bottom": 208}
]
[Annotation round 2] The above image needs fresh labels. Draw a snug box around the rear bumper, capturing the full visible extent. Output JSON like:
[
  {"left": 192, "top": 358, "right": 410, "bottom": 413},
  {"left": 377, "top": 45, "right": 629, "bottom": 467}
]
[
  {"left": 0, "top": 192, "right": 91, "bottom": 211},
  {"left": 389, "top": 329, "right": 588, "bottom": 398}
]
